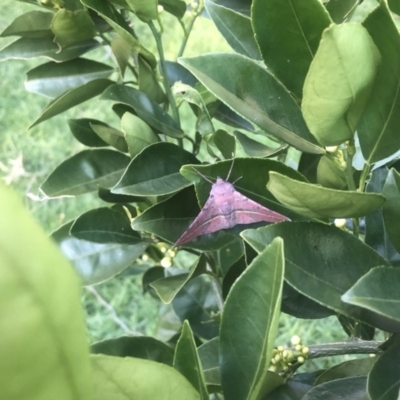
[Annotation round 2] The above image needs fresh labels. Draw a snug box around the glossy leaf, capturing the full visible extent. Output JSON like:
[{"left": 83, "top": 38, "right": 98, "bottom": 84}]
[
  {"left": 0, "top": 37, "right": 100, "bottom": 62},
  {"left": 25, "top": 58, "right": 114, "bottom": 98},
  {"left": 220, "top": 238, "right": 284, "bottom": 400},
  {"left": 91, "top": 354, "right": 200, "bottom": 400},
  {"left": 1, "top": 11, "right": 53, "bottom": 38},
  {"left": 101, "top": 84, "right": 183, "bottom": 138},
  {"left": 213, "top": 129, "right": 236, "bottom": 159},
  {"left": 205, "top": 0, "right": 261, "bottom": 59},
  {"left": 91, "top": 336, "right": 174, "bottom": 365},
  {"left": 315, "top": 357, "right": 377, "bottom": 385},
  {"left": 0, "top": 183, "right": 92, "bottom": 400},
  {"left": 173, "top": 321, "right": 208, "bottom": 400},
  {"left": 81, "top": 0, "right": 157, "bottom": 67},
  {"left": 52, "top": 222, "right": 148, "bottom": 285},
  {"left": 179, "top": 53, "right": 324, "bottom": 154},
  {"left": 267, "top": 171, "right": 385, "bottom": 218},
  {"left": 29, "top": 79, "right": 114, "bottom": 129},
  {"left": 303, "top": 376, "right": 367, "bottom": 400},
  {"left": 383, "top": 168, "right": 400, "bottom": 253},
  {"left": 151, "top": 255, "right": 207, "bottom": 303},
  {"left": 67, "top": 118, "right": 108, "bottom": 147},
  {"left": 216, "top": 0, "right": 252, "bottom": 15},
  {"left": 159, "top": 0, "right": 187, "bottom": 19},
  {"left": 51, "top": 9, "right": 96, "bottom": 49},
  {"left": 172, "top": 275, "right": 220, "bottom": 339},
  {"left": 342, "top": 266, "right": 400, "bottom": 325},
  {"left": 138, "top": 55, "right": 166, "bottom": 103},
  {"left": 131, "top": 187, "right": 236, "bottom": 250},
  {"left": 365, "top": 167, "right": 400, "bottom": 266},
  {"left": 70, "top": 206, "right": 142, "bottom": 244},
  {"left": 358, "top": 2, "right": 400, "bottom": 164},
  {"left": 233, "top": 130, "right": 287, "bottom": 158},
  {"left": 90, "top": 123, "right": 128, "bottom": 153},
  {"left": 127, "top": 0, "right": 158, "bottom": 20},
  {"left": 121, "top": 112, "right": 159, "bottom": 158},
  {"left": 241, "top": 222, "right": 392, "bottom": 328},
  {"left": 113, "top": 142, "right": 198, "bottom": 196},
  {"left": 110, "top": 37, "right": 130, "bottom": 78},
  {"left": 198, "top": 338, "right": 221, "bottom": 388},
  {"left": 41, "top": 149, "right": 130, "bottom": 197},
  {"left": 302, "top": 23, "right": 380, "bottom": 146},
  {"left": 252, "top": 0, "right": 331, "bottom": 100},
  {"left": 368, "top": 343, "right": 400, "bottom": 400}
]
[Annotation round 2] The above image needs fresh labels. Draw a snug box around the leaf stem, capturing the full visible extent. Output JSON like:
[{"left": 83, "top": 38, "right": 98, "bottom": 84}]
[
  {"left": 178, "top": 0, "right": 204, "bottom": 58},
  {"left": 309, "top": 339, "right": 383, "bottom": 359},
  {"left": 148, "top": 20, "right": 182, "bottom": 146}
]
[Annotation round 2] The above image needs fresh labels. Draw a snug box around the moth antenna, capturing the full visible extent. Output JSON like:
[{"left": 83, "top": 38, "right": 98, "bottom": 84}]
[
  {"left": 192, "top": 167, "right": 215, "bottom": 184},
  {"left": 226, "top": 157, "right": 235, "bottom": 181},
  {"left": 232, "top": 176, "right": 242, "bottom": 185}
]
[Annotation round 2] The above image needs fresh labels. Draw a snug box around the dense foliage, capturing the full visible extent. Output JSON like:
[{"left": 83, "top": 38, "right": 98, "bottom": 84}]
[{"left": 1, "top": 0, "right": 400, "bottom": 398}]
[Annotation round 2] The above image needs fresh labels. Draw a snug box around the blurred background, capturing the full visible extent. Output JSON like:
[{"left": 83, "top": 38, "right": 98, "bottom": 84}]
[{"left": 0, "top": 0, "right": 360, "bottom": 370}]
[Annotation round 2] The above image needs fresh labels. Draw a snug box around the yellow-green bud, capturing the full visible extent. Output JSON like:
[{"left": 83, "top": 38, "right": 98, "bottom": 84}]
[
  {"left": 161, "top": 257, "right": 172, "bottom": 268},
  {"left": 277, "top": 345, "right": 284, "bottom": 352},
  {"left": 295, "top": 344, "right": 302, "bottom": 352},
  {"left": 291, "top": 335, "right": 301, "bottom": 346},
  {"left": 297, "top": 356, "right": 305, "bottom": 364},
  {"left": 302, "top": 346, "right": 310, "bottom": 356}
]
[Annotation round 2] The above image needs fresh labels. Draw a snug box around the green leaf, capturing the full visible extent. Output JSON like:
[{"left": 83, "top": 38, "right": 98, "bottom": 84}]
[
  {"left": 1, "top": 10, "right": 53, "bottom": 38},
  {"left": 368, "top": 343, "right": 400, "bottom": 400},
  {"left": 151, "top": 255, "right": 208, "bottom": 303},
  {"left": 70, "top": 206, "right": 142, "bottom": 244},
  {"left": 342, "top": 266, "right": 400, "bottom": 325},
  {"left": 233, "top": 130, "right": 287, "bottom": 158},
  {"left": 316, "top": 155, "right": 347, "bottom": 189},
  {"left": 303, "top": 376, "right": 367, "bottom": 400},
  {"left": 172, "top": 275, "right": 220, "bottom": 339},
  {"left": 91, "top": 354, "right": 200, "bottom": 400},
  {"left": 173, "top": 321, "right": 208, "bottom": 400},
  {"left": 110, "top": 37, "right": 131, "bottom": 78},
  {"left": 113, "top": 142, "right": 198, "bottom": 196},
  {"left": 315, "top": 357, "right": 377, "bottom": 385},
  {"left": 101, "top": 84, "right": 183, "bottom": 138},
  {"left": 325, "top": 0, "right": 359, "bottom": 23},
  {"left": 358, "top": 2, "right": 400, "bottom": 164},
  {"left": 252, "top": 0, "right": 331, "bottom": 100},
  {"left": 131, "top": 187, "right": 236, "bottom": 250},
  {"left": 159, "top": 0, "right": 187, "bottom": 19},
  {"left": 51, "top": 9, "right": 96, "bottom": 49},
  {"left": 383, "top": 168, "right": 400, "bottom": 253},
  {"left": 198, "top": 338, "right": 221, "bottom": 388},
  {"left": 91, "top": 336, "right": 174, "bottom": 365},
  {"left": 205, "top": 0, "right": 261, "bottom": 59},
  {"left": 29, "top": 79, "right": 114, "bottom": 129},
  {"left": 126, "top": 0, "right": 158, "bottom": 21},
  {"left": 138, "top": 55, "right": 166, "bottom": 103},
  {"left": 0, "top": 183, "right": 92, "bottom": 400},
  {"left": 241, "top": 222, "right": 391, "bottom": 328},
  {"left": 220, "top": 238, "right": 284, "bottom": 400},
  {"left": 267, "top": 171, "right": 385, "bottom": 218},
  {"left": 213, "top": 129, "right": 236, "bottom": 159},
  {"left": 302, "top": 23, "right": 380, "bottom": 146},
  {"left": 121, "top": 112, "right": 159, "bottom": 158},
  {"left": 179, "top": 53, "right": 324, "bottom": 154},
  {"left": 81, "top": 0, "right": 157, "bottom": 68},
  {"left": 67, "top": 118, "right": 108, "bottom": 147},
  {"left": 25, "top": 58, "right": 114, "bottom": 98},
  {"left": 52, "top": 222, "right": 148, "bottom": 285},
  {"left": 0, "top": 37, "right": 100, "bottom": 62},
  {"left": 41, "top": 149, "right": 130, "bottom": 197},
  {"left": 90, "top": 123, "right": 128, "bottom": 153}
]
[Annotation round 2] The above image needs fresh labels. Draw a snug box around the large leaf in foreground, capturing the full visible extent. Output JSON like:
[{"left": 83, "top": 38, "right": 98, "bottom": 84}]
[
  {"left": 179, "top": 53, "right": 324, "bottom": 154},
  {"left": 52, "top": 222, "right": 148, "bottom": 285},
  {"left": 241, "top": 222, "right": 392, "bottom": 329},
  {"left": 0, "top": 183, "right": 92, "bottom": 400},
  {"left": 220, "top": 238, "right": 284, "bottom": 400},
  {"left": 41, "top": 149, "right": 130, "bottom": 197},
  {"left": 113, "top": 142, "right": 198, "bottom": 196},
  {"left": 342, "top": 266, "right": 400, "bottom": 325},
  {"left": 252, "top": 0, "right": 331, "bottom": 100},
  {"left": 91, "top": 354, "right": 200, "bottom": 400},
  {"left": 358, "top": 1, "right": 400, "bottom": 164},
  {"left": 29, "top": 79, "right": 114, "bottom": 129},
  {"left": 268, "top": 171, "right": 385, "bottom": 218}
]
